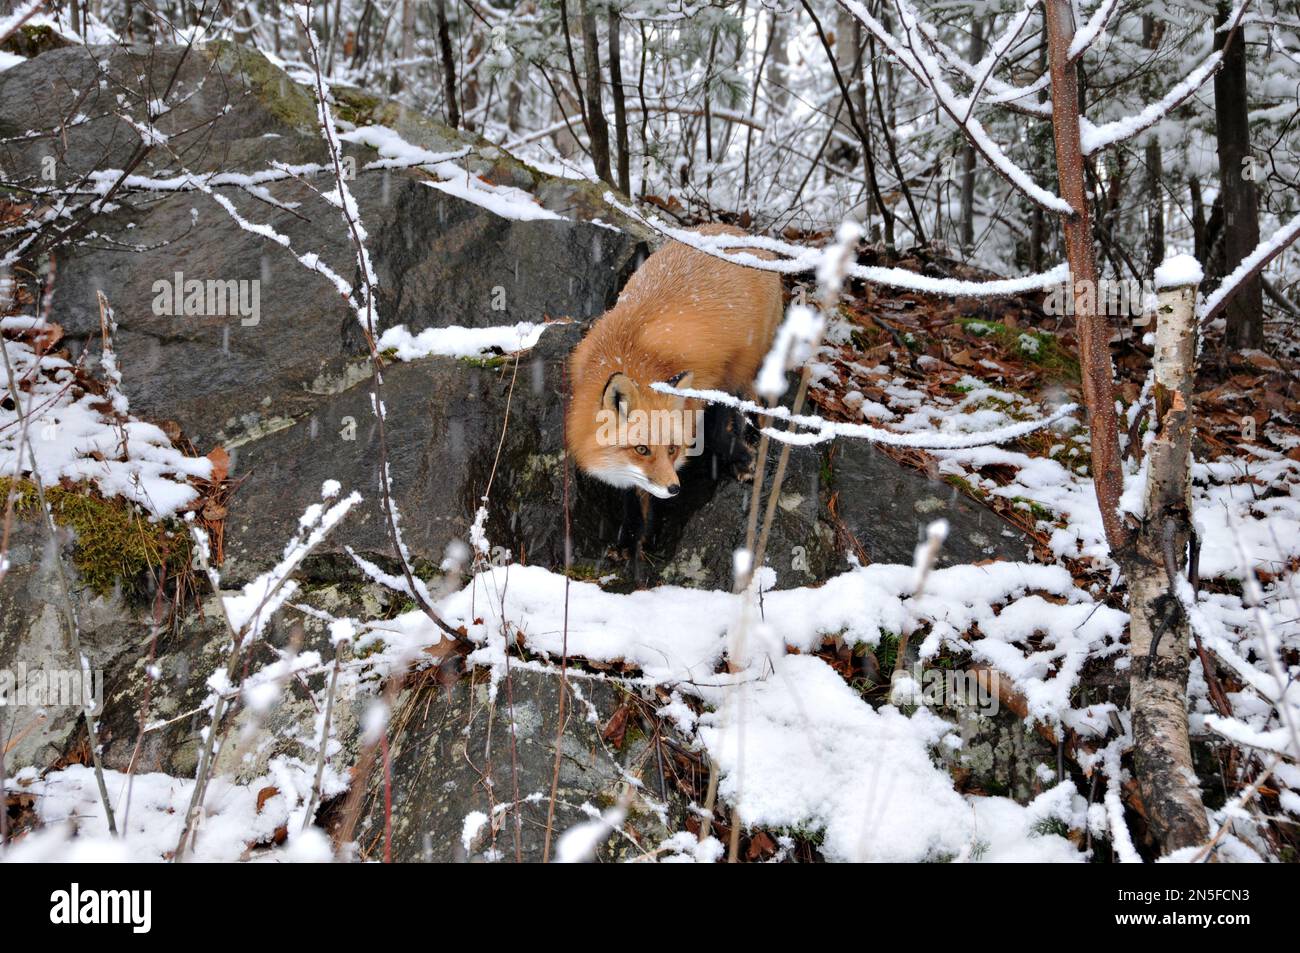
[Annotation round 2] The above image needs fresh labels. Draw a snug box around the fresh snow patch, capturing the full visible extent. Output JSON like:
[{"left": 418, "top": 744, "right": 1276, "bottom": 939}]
[
  {"left": 376, "top": 321, "right": 550, "bottom": 361},
  {"left": 1154, "top": 253, "right": 1204, "bottom": 290}
]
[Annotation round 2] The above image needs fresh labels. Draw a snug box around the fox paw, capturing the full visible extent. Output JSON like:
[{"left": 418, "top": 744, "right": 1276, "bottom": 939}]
[{"left": 732, "top": 451, "right": 757, "bottom": 484}]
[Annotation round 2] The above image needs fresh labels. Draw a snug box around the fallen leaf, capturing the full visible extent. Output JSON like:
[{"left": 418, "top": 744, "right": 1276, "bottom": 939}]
[
  {"left": 256, "top": 786, "right": 279, "bottom": 813},
  {"left": 207, "top": 446, "right": 230, "bottom": 483}
]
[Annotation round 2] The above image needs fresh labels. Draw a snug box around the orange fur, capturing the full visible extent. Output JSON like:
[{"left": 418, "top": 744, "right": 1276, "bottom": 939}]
[{"left": 566, "top": 224, "right": 783, "bottom": 497}]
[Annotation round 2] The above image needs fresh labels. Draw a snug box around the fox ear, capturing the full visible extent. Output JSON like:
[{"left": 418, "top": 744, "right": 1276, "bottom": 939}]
[{"left": 602, "top": 372, "right": 639, "bottom": 420}]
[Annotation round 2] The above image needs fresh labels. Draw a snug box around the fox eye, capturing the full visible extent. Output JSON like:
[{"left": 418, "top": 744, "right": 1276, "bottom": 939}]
[
  {"left": 634, "top": 445, "right": 650, "bottom": 456},
  {"left": 668, "top": 446, "right": 679, "bottom": 457}
]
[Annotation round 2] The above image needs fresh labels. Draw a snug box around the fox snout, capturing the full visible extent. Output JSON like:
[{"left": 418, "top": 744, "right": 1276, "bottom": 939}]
[{"left": 591, "top": 445, "right": 685, "bottom": 499}]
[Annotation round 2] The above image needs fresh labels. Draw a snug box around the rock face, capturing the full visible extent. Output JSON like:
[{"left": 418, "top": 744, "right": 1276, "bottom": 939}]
[
  {"left": 0, "top": 522, "right": 134, "bottom": 769},
  {"left": 0, "top": 42, "right": 649, "bottom": 583},
  {"left": 827, "top": 442, "right": 1034, "bottom": 568},
  {"left": 360, "top": 667, "right": 688, "bottom": 862}
]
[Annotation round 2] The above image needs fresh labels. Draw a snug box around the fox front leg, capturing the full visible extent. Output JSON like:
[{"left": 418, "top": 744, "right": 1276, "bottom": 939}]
[{"left": 614, "top": 489, "right": 654, "bottom": 584}]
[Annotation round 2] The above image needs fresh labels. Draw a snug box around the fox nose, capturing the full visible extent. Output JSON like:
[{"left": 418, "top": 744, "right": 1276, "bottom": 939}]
[{"left": 666, "top": 484, "right": 680, "bottom": 497}]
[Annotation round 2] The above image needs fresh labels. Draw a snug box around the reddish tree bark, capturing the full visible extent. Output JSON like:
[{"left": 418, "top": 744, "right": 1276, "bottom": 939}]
[{"left": 1045, "top": 0, "right": 1129, "bottom": 556}]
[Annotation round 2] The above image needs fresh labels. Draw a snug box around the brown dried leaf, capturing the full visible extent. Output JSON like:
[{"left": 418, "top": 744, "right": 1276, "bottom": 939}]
[
  {"left": 256, "top": 785, "right": 279, "bottom": 813},
  {"left": 207, "top": 446, "right": 230, "bottom": 483}
]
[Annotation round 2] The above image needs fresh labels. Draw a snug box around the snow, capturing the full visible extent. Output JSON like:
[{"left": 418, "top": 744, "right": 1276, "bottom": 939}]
[
  {"left": 0, "top": 0, "right": 44, "bottom": 44},
  {"left": 1199, "top": 210, "right": 1300, "bottom": 319},
  {"left": 340, "top": 124, "right": 562, "bottom": 222},
  {"left": 756, "top": 304, "right": 824, "bottom": 400},
  {"left": 700, "top": 654, "right": 1078, "bottom": 862},
  {"left": 377, "top": 321, "right": 550, "bottom": 361},
  {"left": 839, "top": 0, "right": 1073, "bottom": 214},
  {"left": 221, "top": 488, "right": 362, "bottom": 640},
  {"left": 5, "top": 761, "right": 346, "bottom": 862},
  {"left": 1, "top": 316, "right": 211, "bottom": 518},
  {"left": 651, "top": 378, "right": 1079, "bottom": 450},
  {"left": 338, "top": 554, "right": 1133, "bottom": 860},
  {"left": 606, "top": 192, "right": 1072, "bottom": 296},
  {"left": 1154, "top": 253, "right": 1204, "bottom": 290},
  {"left": 1067, "top": 0, "right": 1122, "bottom": 60},
  {"left": 1079, "top": 52, "right": 1223, "bottom": 155},
  {"left": 6, "top": 0, "right": 1298, "bottom": 863}
]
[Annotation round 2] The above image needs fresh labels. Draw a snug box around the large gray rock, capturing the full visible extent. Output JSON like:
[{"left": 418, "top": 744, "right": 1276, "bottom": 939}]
[
  {"left": 0, "top": 521, "right": 134, "bottom": 768},
  {"left": 359, "top": 665, "right": 688, "bottom": 862},
  {"left": 1, "top": 43, "right": 647, "bottom": 583},
  {"left": 827, "top": 442, "right": 1034, "bottom": 567}
]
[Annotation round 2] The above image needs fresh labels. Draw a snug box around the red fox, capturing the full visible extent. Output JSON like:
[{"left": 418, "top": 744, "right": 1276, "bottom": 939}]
[{"left": 566, "top": 224, "right": 783, "bottom": 498}]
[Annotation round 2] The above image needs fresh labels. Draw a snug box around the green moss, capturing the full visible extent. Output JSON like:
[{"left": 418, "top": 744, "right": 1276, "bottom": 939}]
[
  {"left": 460, "top": 354, "right": 508, "bottom": 369},
  {"left": 206, "top": 41, "right": 319, "bottom": 133},
  {"left": 563, "top": 562, "right": 606, "bottom": 582},
  {"left": 957, "top": 317, "right": 1080, "bottom": 380},
  {"left": 1011, "top": 496, "right": 1055, "bottom": 522},
  {"left": 943, "top": 474, "right": 982, "bottom": 498},
  {"left": 775, "top": 825, "right": 825, "bottom": 849},
  {"left": 1, "top": 478, "right": 192, "bottom": 599},
  {"left": 1, "top": 23, "right": 67, "bottom": 58},
  {"left": 331, "top": 87, "right": 395, "bottom": 128}
]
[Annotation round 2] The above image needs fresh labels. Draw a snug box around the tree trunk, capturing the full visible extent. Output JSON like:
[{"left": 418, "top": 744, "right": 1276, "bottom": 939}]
[
  {"left": 607, "top": 7, "right": 630, "bottom": 194},
  {"left": 434, "top": 0, "right": 460, "bottom": 128},
  {"left": 394, "top": 0, "right": 415, "bottom": 92},
  {"left": 1143, "top": 14, "right": 1165, "bottom": 275},
  {"left": 1212, "top": 0, "right": 1263, "bottom": 349},
  {"left": 959, "top": 17, "right": 986, "bottom": 255},
  {"left": 1190, "top": 176, "right": 1208, "bottom": 263},
  {"left": 1045, "top": 0, "right": 1128, "bottom": 555},
  {"left": 579, "top": 0, "right": 612, "bottom": 184},
  {"left": 832, "top": 7, "right": 863, "bottom": 168},
  {"left": 1127, "top": 260, "right": 1212, "bottom": 853},
  {"left": 766, "top": 11, "right": 788, "bottom": 111},
  {"left": 1028, "top": 15, "right": 1049, "bottom": 272}
]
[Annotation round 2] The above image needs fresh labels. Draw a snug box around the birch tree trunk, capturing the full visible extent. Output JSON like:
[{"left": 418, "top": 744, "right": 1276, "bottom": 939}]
[{"left": 1127, "top": 259, "right": 1211, "bottom": 853}]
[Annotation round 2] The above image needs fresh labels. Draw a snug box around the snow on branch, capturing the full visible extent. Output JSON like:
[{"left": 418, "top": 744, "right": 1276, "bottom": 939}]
[
  {"left": 221, "top": 483, "right": 362, "bottom": 643},
  {"left": 1067, "top": 0, "right": 1122, "bottom": 61},
  {"left": 1078, "top": 0, "right": 1252, "bottom": 154},
  {"left": 1199, "top": 210, "right": 1300, "bottom": 321},
  {"left": 904, "top": 0, "right": 1047, "bottom": 120},
  {"left": 962, "top": 1, "right": 1042, "bottom": 117},
  {"left": 605, "top": 192, "right": 1070, "bottom": 296},
  {"left": 46, "top": 144, "right": 470, "bottom": 205},
  {"left": 650, "top": 380, "right": 1079, "bottom": 450},
  {"left": 835, "top": 0, "right": 1072, "bottom": 213},
  {"left": 1078, "top": 51, "right": 1223, "bottom": 155},
  {"left": 914, "top": 8, "right": 1051, "bottom": 118}
]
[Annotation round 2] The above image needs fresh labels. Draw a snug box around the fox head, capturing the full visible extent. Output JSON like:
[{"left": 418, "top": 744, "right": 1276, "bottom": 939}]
[{"left": 571, "top": 370, "right": 698, "bottom": 499}]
